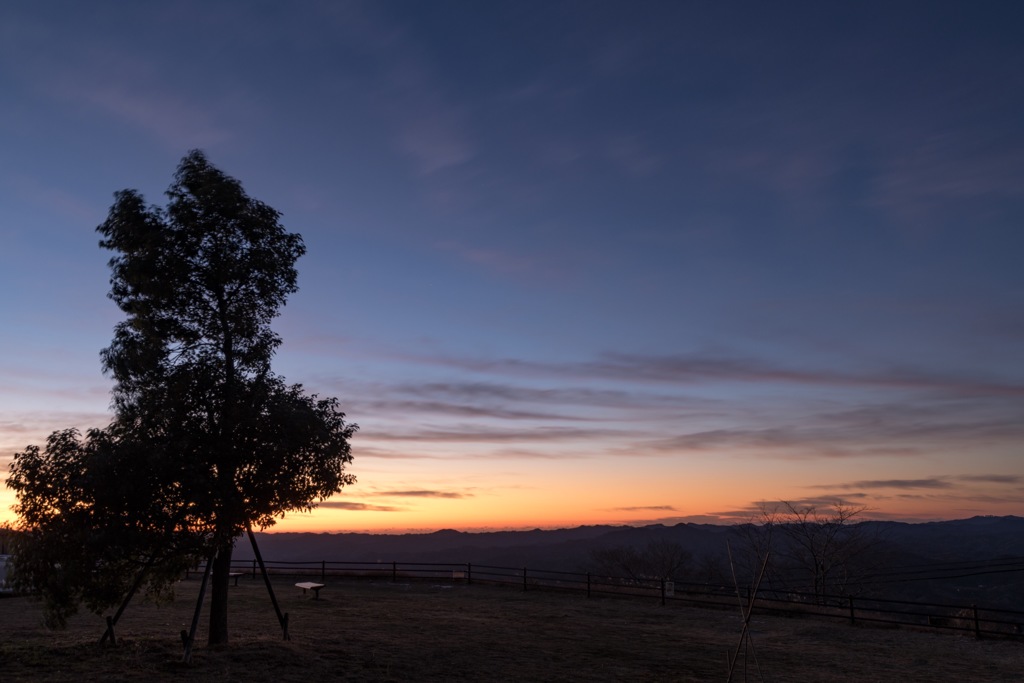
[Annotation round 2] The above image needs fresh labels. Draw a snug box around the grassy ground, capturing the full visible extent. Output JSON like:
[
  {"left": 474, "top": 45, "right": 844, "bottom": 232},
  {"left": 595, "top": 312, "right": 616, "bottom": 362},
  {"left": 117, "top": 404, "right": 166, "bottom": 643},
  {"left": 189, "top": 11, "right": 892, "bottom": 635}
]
[{"left": 1, "top": 576, "right": 1022, "bottom": 682}]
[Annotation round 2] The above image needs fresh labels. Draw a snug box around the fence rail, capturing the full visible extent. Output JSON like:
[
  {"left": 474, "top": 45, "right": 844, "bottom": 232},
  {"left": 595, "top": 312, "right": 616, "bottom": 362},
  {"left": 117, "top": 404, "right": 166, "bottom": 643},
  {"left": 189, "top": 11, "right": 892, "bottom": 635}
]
[{"left": 183, "top": 558, "right": 1024, "bottom": 640}]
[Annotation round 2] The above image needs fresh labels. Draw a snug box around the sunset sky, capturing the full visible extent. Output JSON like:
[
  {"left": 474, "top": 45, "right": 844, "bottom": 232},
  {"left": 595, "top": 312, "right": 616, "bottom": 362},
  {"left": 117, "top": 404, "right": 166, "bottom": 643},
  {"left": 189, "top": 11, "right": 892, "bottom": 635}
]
[{"left": 2, "top": 2, "right": 1022, "bottom": 533}]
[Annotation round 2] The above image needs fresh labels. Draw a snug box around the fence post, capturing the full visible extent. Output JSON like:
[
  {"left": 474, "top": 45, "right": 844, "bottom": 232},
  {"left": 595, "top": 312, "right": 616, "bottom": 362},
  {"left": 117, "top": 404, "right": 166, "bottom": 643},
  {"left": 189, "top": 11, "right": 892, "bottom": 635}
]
[
  {"left": 467, "top": 563, "right": 472, "bottom": 585},
  {"left": 661, "top": 578, "right": 666, "bottom": 606},
  {"left": 973, "top": 604, "right": 980, "bottom": 638},
  {"left": 522, "top": 567, "right": 527, "bottom": 592},
  {"left": 321, "top": 560, "right": 326, "bottom": 582},
  {"left": 587, "top": 572, "right": 591, "bottom": 598},
  {"left": 848, "top": 596, "right": 855, "bottom": 625},
  {"left": 252, "top": 558, "right": 257, "bottom": 580},
  {"left": 392, "top": 561, "right": 397, "bottom": 583}
]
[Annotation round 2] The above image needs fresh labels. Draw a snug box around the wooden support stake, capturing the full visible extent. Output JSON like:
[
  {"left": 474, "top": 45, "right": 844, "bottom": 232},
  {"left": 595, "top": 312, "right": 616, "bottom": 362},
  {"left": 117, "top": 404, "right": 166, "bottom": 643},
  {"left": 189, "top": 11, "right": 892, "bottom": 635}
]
[
  {"left": 100, "top": 554, "right": 156, "bottom": 645},
  {"left": 183, "top": 552, "right": 215, "bottom": 664},
  {"left": 103, "top": 616, "right": 116, "bottom": 646},
  {"left": 247, "top": 524, "right": 290, "bottom": 641},
  {"left": 102, "top": 513, "right": 186, "bottom": 647},
  {"left": 726, "top": 542, "right": 769, "bottom": 683}
]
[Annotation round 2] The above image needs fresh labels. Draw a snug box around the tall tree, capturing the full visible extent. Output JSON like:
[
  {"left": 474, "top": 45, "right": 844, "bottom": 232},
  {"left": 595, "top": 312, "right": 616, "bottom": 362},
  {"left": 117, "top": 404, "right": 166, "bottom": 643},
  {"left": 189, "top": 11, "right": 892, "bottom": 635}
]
[
  {"left": 9, "top": 151, "right": 356, "bottom": 644},
  {"left": 98, "top": 150, "right": 356, "bottom": 644}
]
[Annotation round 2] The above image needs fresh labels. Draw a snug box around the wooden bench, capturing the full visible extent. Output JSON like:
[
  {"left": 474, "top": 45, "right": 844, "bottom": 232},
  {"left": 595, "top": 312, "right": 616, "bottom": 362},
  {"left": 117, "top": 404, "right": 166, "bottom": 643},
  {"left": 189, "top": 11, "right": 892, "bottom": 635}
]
[
  {"left": 229, "top": 572, "right": 244, "bottom": 586},
  {"left": 295, "top": 581, "right": 325, "bottom": 599}
]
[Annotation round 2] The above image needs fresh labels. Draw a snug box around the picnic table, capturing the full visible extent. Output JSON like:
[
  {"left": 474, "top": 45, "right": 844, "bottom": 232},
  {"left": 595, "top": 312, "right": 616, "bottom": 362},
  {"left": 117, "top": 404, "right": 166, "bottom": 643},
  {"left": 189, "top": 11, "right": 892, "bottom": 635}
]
[
  {"left": 295, "top": 581, "right": 325, "bottom": 599},
  {"left": 229, "top": 572, "right": 244, "bottom": 586}
]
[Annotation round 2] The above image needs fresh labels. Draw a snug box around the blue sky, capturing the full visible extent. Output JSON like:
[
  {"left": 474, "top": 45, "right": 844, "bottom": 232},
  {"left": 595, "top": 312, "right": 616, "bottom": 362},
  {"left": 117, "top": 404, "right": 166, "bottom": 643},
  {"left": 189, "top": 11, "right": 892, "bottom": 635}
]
[{"left": 2, "top": 1, "right": 1022, "bottom": 531}]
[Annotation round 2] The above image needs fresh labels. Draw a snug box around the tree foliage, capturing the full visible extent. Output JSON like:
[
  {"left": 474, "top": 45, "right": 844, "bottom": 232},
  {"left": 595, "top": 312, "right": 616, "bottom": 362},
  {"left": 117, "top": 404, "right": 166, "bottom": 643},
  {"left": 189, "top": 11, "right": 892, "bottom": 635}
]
[
  {"left": 7, "top": 151, "right": 356, "bottom": 641},
  {"left": 7, "top": 428, "right": 198, "bottom": 627}
]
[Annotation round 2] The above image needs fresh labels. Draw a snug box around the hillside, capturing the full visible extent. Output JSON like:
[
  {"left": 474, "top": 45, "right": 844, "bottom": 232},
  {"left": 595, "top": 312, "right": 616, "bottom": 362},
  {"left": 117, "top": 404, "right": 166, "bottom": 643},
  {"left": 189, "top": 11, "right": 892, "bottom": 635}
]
[{"left": 3, "top": 575, "right": 1023, "bottom": 682}]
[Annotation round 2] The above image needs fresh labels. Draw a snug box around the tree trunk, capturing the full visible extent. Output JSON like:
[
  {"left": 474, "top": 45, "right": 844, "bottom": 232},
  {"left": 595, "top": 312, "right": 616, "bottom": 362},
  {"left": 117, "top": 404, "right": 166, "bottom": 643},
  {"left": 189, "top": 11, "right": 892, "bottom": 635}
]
[{"left": 207, "top": 541, "right": 234, "bottom": 645}]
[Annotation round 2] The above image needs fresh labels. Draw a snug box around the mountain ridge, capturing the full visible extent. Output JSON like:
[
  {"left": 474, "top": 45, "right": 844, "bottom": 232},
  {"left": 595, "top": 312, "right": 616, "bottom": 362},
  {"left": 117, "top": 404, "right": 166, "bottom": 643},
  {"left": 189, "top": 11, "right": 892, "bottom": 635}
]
[{"left": 235, "top": 515, "right": 1024, "bottom": 564}]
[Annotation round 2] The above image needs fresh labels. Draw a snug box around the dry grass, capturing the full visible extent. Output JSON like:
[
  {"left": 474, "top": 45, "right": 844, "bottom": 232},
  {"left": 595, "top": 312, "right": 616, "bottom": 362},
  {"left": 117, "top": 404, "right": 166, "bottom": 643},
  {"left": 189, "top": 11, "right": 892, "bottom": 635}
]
[{"left": 2, "top": 576, "right": 1022, "bottom": 682}]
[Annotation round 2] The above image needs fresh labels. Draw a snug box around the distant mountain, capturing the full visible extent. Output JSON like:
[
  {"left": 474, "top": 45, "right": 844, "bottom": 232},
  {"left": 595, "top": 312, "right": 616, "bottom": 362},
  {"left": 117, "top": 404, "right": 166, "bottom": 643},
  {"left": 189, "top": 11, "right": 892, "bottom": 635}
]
[
  {"left": 235, "top": 524, "right": 640, "bottom": 568},
  {"left": 232, "top": 522, "right": 747, "bottom": 575},
  {"left": 866, "top": 515, "right": 1024, "bottom": 560},
  {"left": 852, "top": 516, "right": 1024, "bottom": 608},
  {"left": 235, "top": 516, "right": 1024, "bottom": 568},
  {"left": 232, "top": 516, "right": 1024, "bottom": 610}
]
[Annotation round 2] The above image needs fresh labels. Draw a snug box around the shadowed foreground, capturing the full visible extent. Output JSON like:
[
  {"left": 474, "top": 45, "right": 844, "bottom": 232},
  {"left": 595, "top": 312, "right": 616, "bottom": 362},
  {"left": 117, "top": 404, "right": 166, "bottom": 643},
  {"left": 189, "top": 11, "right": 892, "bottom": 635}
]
[{"left": 2, "top": 577, "right": 1022, "bottom": 682}]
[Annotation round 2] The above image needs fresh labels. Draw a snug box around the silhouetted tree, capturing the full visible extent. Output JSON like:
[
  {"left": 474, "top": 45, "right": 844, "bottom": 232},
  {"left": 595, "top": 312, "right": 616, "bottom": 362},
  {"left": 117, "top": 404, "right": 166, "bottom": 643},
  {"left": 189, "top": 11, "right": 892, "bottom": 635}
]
[
  {"left": 590, "top": 539, "right": 692, "bottom": 582},
  {"left": 7, "top": 151, "right": 356, "bottom": 644},
  {"left": 7, "top": 428, "right": 199, "bottom": 627},
  {"left": 740, "top": 500, "right": 877, "bottom": 603},
  {"left": 694, "top": 552, "right": 730, "bottom": 590}
]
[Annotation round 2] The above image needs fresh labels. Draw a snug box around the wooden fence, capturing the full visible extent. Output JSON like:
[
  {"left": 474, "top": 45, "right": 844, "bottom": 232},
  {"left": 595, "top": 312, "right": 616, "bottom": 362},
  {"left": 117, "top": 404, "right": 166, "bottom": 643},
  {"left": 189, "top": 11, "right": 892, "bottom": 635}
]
[{"left": 183, "top": 558, "right": 1024, "bottom": 640}]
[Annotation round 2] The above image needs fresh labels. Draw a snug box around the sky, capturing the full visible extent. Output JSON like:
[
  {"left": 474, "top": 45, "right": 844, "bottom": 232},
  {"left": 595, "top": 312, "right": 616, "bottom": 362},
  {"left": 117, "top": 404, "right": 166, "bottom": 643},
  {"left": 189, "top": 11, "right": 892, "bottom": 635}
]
[{"left": 1, "top": 1, "right": 1022, "bottom": 533}]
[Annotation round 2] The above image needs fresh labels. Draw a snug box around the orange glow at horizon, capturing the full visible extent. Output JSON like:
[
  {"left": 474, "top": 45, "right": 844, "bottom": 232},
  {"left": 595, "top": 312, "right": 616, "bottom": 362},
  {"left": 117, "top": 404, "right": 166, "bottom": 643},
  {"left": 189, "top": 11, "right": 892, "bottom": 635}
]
[
  {"left": 1, "top": 475, "right": 1018, "bottom": 536},
  {"left": 2, "top": 442, "right": 1019, "bottom": 534}
]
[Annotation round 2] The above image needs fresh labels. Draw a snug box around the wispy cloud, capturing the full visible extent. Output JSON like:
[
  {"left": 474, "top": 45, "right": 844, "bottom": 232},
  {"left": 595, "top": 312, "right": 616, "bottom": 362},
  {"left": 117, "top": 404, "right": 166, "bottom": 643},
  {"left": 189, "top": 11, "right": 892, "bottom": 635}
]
[
  {"left": 811, "top": 478, "right": 955, "bottom": 490},
  {"left": 635, "top": 400, "right": 1024, "bottom": 460},
  {"left": 316, "top": 501, "right": 403, "bottom": 512},
  {"left": 346, "top": 446, "right": 451, "bottom": 461},
  {"left": 357, "top": 398, "right": 589, "bottom": 422},
  {"left": 871, "top": 131, "right": 1024, "bottom": 227},
  {"left": 371, "top": 490, "right": 470, "bottom": 499},
  {"left": 696, "top": 500, "right": 892, "bottom": 526},
  {"left": 0, "top": 411, "right": 113, "bottom": 446},
  {"left": 637, "top": 426, "right": 926, "bottom": 460},
  {"left": 0, "top": 379, "right": 112, "bottom": 405},
  {"left": 0, "top": 8, "right": 245, "bottom": 151},
  {"left": 349, "top": 443, "right": 589, "bottom": 462},
  {"left": 306, "top": 344, "right": 1024, "bottom": 468},
  {"left": 747, "top": 496, "right": 872, "bottom": 513},
  {"left": 390, "top": 381, "right": 723, "bottom": 417},
  {"left": 72, "top": 83, "right": 230, "bottom": 150},
  {"left": 461, "top": 447, "right": 592, "bottom": 461},
  {"left": 393, "top": 105, "right": 475, "bottom": 174},
  {"left": 298, "top": 337, "right": 1024, "bottom": 400},
  {"left": 436, "top": 242, "right": 545, "bottom": 279},
  {"left": 377, "top": 349, "right": 1024, "bottom": 398},
  {"left": 24, "top": 43, "right": 232, "bottom": 150},
  {"left": 956, "top": 474, "right": 1022, "bottom": 485},
  {"left": 353, "top": 21, "right": 475, "bottom": 176},
  {"left": 811, "top": 475, "right": 1019, "bottom": 497},
  {"left": 367, "top": 425, "right": 631, "bottom": 445}
]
